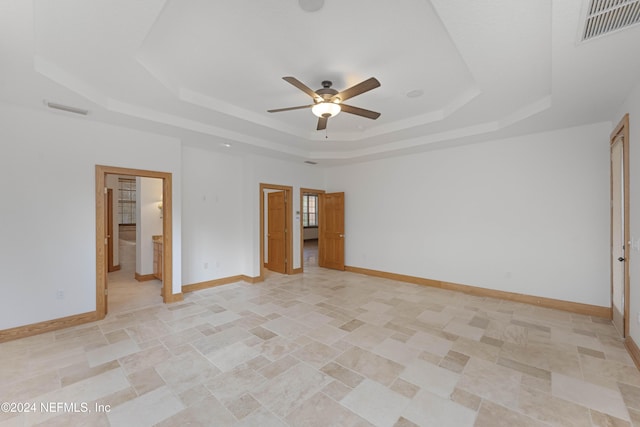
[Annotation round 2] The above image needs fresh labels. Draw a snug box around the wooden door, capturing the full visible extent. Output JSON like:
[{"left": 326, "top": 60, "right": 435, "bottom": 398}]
[
  {"left": 611, "top": 131, "right": 628, "bottom": 336},
  {"left": 268, "top": 191, "right": 287, "bottom": 274},
  {"left": 106, "top": 189, "right": 116, "bottom": 272},
  {"left": 103, "top": 189, "right": 109, "bottom": 315},
  {"left": 319, "top": 192, "right": 345, "bottom": 270}
]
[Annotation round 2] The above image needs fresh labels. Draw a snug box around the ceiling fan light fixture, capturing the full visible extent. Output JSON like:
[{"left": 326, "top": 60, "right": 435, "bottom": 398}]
[{"left": 312, "top": 102, "right": 341, "bottom": 118}]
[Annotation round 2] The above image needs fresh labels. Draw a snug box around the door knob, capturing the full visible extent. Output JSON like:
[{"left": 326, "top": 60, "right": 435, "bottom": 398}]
[{"left": 618, "top": 257, "right": 626, "bottom": 262}]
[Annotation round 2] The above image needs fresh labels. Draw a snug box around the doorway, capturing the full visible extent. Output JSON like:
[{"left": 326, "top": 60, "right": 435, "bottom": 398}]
[
  {"left": 96, "top": 165, "right": 175, "bottom": 319},
  {"left": 259, "top": 184, "right": 345, "bottom": 277},
  {"left": 610, "top": 114, "right": 630, "bottom": 337},
  {"left": 300, "top": 188, "right": 325, "bottom": 272},
  {"left": 107, "top": 175, "right": 164, "bottom": 313},
  {"left": 260, "top": 183, "right": 293, "bottom": 278}
]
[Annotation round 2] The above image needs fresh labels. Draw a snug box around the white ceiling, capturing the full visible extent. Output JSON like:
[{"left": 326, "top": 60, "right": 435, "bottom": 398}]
[{"left": 1, "top": 0, "right": 640, "bottom": 164}]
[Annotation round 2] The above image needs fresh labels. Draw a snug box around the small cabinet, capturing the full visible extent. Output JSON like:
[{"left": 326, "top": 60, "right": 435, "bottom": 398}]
[{"left": 152, "top": 236, "right": 163, "bottom": 281}]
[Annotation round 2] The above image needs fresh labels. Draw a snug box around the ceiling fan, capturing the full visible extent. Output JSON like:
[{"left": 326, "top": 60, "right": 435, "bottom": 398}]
[{"left": 268, "top": 76, "right": 381, "bottom": 130}]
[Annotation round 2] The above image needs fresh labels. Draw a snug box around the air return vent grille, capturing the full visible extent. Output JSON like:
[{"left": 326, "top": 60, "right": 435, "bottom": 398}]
[
  {"left": 44, "top": 101, "right": 89, "bottom": 115},
  {"left": 582, "top": 0, "right": 640, "bottom": 41}
]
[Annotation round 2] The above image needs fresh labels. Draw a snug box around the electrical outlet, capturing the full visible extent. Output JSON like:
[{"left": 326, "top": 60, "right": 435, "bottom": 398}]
[
  {"left": 204, "top": 262, "right": 208, "bottom": 269},
  {"left": 56, "top": 290, "right": 64, "bottom": 300}
]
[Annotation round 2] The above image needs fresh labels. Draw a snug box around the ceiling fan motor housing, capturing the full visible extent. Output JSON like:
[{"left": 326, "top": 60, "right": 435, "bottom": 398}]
[{"left": 316, "top": 81, "right": 339, "bottom": 102}]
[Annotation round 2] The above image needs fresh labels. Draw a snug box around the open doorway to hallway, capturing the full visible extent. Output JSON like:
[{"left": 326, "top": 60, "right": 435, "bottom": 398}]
[
  {"left": 259, "top": 184, "right": 343, "bottom": 277},
  {"left": 106, "top": 174, "right": 163, "bottom": 314},
  {"left": 95, "top": 165, "right": 174, "bottom": 320},
  {"left": 300, "top": 188, "right": 325, "bottom": 271}
]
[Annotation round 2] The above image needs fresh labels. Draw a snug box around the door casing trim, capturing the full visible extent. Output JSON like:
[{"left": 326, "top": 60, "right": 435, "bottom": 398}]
[{"left": 96, "top": 165, "right": 175, "bottom": 319}]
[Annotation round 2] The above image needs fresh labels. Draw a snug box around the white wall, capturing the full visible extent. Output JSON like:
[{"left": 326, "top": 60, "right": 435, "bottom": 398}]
[
  {"left": 303, "top": 227, "right": 318, "bottom": 240},
  {"left": 181, "top": 148, "right": 325, "bottom": 282},
  {"left": 615, "top": 81, "right": 640, "bottom": 345},
  {"left": 136, "top": 177, "right": 163, "bottom": 276},
  {"left": 181, "top": 146, "right": 245, "bottom": 285},
  {"left": 0, "top": 102, "right": 182, "bottom": 329},
  {"left": 325, "top": 123, "right": 611, "bottom": 307}
]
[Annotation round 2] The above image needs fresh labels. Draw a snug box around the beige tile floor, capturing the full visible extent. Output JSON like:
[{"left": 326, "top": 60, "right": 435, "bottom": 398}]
[
  {"left": 1, "top": 240, "right": 639, "bottom": 426},
  {"left": 107, "top": 239, "right": 163, "bottom": 314}
]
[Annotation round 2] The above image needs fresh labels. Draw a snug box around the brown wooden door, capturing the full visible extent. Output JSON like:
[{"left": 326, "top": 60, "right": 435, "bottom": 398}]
[
  {"left": 319, "top": 192, "right": 345, "bottom": 270},
  {"left": 611, "top": 129, "right": 629, "bottom": 337},
  {"left": 106, "top": 189, "right": 116, "bottom": 273},
  {"left": 268, "top": 191, "right": 287, "bottom": 273},
  {"left": 103, "top": 189, "right": 109, "bottom": 315}
]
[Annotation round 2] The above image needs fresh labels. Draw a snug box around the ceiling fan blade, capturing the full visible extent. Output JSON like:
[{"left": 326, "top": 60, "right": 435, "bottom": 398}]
[
  {"left": 282, "top": 76, "right": 320, "bottom": 100},
  {"left": 334, "top": 77, "right": 380, "bottom": 102},
  {"left": 267, "top": 104, "right": 314, "bottom": 113},
  {"left": 317, "top": 116, "right": 328, "bottom": 130},
  {"left": 340, "top": 104, "right": 381, "bottom": 120}
]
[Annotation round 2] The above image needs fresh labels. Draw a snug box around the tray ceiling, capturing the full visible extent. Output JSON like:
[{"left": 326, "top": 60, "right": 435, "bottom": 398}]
[{"left": 1, "top": 0, "right": 639, "bottom": 163}]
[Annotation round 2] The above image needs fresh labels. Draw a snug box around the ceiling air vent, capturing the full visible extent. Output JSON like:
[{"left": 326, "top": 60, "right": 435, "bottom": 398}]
[
  {"left": 44, "top": 101, "right": 89, "bottom": 115},
  {"left": 582, "top": 0, "right": 640, "bottom": 41}
]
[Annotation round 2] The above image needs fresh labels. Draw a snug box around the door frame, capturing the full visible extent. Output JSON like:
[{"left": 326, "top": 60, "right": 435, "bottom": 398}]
[
  {"left": 299, "top": 188, "right": 325, "bottom": 274},
  {"left": 610, "top": 114, "right": 630, "bottom": 337},
  {"left": 96, "top": 165, "right": 175, "bottom": 319},
  {"left": 260, "top": 183, "right": 293, "bottom": 278}
]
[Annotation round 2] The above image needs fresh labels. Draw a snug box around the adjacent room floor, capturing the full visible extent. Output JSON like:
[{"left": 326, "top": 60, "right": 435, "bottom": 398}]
[
  {"left": 1, "top": 263, "right": 639, "bottom": 426},
  {"left": 107, "top": 238, "right": 163, "bottom": 314}
]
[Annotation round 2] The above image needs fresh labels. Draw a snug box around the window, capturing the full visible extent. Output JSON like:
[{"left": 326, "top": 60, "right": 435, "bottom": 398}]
[
  {"left": 302, "top": 194, "right": 318, "bottom": 227},
  {"left": 118, "top": 178, "right": 136, "bottom": 225}
]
